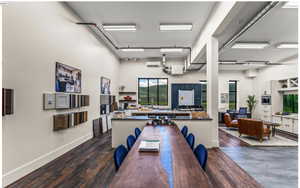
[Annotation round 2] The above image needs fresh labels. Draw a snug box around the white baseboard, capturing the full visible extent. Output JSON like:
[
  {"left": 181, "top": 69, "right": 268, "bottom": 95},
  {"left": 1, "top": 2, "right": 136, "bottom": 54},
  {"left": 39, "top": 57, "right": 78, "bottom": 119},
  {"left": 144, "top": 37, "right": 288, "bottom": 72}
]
[{"left": 3, "top": 133, "right": 93, "bottom": 186}]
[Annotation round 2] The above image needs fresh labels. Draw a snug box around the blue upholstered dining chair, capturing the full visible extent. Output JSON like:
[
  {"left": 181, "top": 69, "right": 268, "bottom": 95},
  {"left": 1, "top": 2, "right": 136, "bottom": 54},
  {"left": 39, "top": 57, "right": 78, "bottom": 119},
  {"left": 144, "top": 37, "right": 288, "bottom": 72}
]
[
  {"left": 236, "top": 107, "right": 248, "bottom": 119},
  {"left": 194, "top": 144, "right": 208, "bottom": 170},
  {"left": 135, "top": 128, "right": 142, "bottom": 138},
  {"left": 126, "top": 135, "right": 136, "bottom": 151},
  {"left": 186, "top": 133, "right": 195, "bottom": 150},
  {"left": 113, "top": 145, "right": 128, "bottom": 171},
  {"left": 181, "top": 126, "right": 188, "bottom": 138}
]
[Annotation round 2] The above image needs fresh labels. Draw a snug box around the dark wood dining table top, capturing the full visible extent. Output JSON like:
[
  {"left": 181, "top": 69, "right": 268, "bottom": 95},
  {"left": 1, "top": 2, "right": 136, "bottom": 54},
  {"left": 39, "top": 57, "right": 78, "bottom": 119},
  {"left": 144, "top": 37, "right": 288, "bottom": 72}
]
[{"left": 109, "top": 124, "right": 213, "bottom": 188}]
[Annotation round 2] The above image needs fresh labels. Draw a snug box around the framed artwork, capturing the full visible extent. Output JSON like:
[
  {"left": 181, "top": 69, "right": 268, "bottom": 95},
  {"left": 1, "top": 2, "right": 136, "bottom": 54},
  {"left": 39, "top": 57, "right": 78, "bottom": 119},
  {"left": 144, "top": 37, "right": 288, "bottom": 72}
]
[
  {"left": 43, "top": 93, "right": 56, "bottom": 110},
  {"left": 101, "top": 77, "right": 111, "bottom": 94},
  {"left": 55, "top": 62, "right": 81, "bottom": 93},
  {"left": 2, "top": 88, "right": 14, "bottom": 116},
  {"left": 55, "top": 93, "right": 70, "bottom": 109},
  {"left": 220, "top": 93, "right": 229, "bottom": 104}
]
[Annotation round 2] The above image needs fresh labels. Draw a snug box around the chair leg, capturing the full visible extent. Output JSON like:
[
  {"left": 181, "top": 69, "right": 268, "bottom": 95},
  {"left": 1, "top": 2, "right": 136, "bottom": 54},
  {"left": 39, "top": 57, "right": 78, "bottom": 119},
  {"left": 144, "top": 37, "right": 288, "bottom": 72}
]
[{"left": 239, "top": 133, "right": 242, "bottom": 137}]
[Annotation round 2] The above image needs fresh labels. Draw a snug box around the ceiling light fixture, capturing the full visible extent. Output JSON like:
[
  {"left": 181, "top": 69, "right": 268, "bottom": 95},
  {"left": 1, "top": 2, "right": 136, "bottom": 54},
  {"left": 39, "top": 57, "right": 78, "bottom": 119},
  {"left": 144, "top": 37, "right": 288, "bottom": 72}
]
[
  {"left": 160, "top": 24, "right": 193, "bottom": 31},
  {"left": 160, "top": 48, "right": 183, "bottom": 52},
  {"left": 282, "top": 1, "right": 298, "bottom": 8},
  {"left": 102, "top": 24, "right": 136, "bottom": 31},
  {"left": 121, "top": 48, "right": 144, "bottom": 52},
  {"left": 276, "top": 43, "right": 298, "bottom": 49},
  {"left": 219, "top": 61, "right": 237, "bottom": 64},
  {"left": 231, "top": 42, "right": 269, "bottom": 49}
]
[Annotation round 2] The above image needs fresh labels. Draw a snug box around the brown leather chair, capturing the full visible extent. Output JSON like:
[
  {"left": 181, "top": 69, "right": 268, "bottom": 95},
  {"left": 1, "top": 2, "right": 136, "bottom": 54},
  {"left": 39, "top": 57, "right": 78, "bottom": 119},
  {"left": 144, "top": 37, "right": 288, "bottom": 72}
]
[
  {"left": 238, "top": 118, "right": 271, "bottom": 142},
  {"left": 224, "top": 113, "right": 239, "bottom": 128}
]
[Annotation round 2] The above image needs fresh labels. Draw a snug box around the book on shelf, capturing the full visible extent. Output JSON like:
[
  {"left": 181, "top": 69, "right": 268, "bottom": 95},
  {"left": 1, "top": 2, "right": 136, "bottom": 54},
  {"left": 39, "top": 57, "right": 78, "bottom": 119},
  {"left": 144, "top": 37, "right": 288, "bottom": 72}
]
[{"left": 138, "top": 139, "right": 160, "bottom": 152}]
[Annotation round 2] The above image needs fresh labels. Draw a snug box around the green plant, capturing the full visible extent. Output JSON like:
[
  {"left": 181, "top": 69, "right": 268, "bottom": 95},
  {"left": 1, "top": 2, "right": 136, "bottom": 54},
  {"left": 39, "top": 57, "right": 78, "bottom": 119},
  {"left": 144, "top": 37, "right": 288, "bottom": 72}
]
[{"left": 247, "top": 95, "right": 257, "bottom": 116}]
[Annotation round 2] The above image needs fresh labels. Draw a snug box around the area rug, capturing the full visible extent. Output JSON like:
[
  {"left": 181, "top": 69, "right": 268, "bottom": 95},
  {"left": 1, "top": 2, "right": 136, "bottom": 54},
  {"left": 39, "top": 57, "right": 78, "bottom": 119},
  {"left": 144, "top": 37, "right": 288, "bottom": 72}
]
[{"left": 219, "top": 127, "right": 298, "bottom": 146}]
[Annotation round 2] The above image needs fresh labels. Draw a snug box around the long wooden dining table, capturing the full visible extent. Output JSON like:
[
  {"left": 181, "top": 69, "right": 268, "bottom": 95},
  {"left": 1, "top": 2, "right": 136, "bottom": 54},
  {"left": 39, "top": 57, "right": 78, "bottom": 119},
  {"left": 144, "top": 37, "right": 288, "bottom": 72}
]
[{"left": 109, "top": 124, "right": 213, "bottom": 188}]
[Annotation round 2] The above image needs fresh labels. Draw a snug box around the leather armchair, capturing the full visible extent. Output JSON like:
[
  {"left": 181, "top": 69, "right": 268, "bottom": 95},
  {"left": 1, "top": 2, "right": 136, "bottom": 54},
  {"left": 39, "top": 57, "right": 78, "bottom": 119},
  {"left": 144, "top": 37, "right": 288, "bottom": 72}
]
[
  {"left": 224, "top": 113, "right": 239, "bottom": 128},
  {"left": 238, "top": 118, "right": 271, "bottom": 142}
]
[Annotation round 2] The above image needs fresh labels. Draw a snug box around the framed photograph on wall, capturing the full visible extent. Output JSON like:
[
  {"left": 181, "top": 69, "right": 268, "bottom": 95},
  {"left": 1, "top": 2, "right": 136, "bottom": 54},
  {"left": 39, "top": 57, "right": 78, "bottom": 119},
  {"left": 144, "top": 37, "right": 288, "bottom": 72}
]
[
  {"left": 43, "top": 93, "right": 56, "bottom": 110},
  {"left": 55, "top": 93, "right": 70, "bottom": 109},
  {"left": 55, "top": 62, "right": 81, "bottom": 93},
  {"left": 101, "top": 77, "right": 111, "bottom": 95}
]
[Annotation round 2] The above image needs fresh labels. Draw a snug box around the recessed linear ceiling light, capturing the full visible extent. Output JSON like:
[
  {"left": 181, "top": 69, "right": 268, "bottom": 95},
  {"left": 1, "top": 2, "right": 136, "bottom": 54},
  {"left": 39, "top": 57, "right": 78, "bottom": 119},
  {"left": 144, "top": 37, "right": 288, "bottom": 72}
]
[
  {"left": 160, "top": 48, "right": 183, "bottom": 52},
  {"left": 160, "top": 24, "right": 193, "bottom": 31},
  {"left": 276, "top": 43, "right": 298, "bottom": 49},
  {"left": 282, "top": 1, "right": 298, "bottom": 8},
  {"left": 102, "top": 24, "right": 136, "bottom": 31},
  {"left": 121, "top": 48, "right": 144, "bottom": 52},
  {"left": 231, "top": 42, "right": 269, "bottom": 49}
]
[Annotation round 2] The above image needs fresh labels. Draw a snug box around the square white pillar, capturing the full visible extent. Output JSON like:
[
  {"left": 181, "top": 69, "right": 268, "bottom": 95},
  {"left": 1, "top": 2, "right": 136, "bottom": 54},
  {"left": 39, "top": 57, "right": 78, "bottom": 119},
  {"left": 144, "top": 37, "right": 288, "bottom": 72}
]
[{"left": 206, "top": 37, "right": 219, "bottom": 147}]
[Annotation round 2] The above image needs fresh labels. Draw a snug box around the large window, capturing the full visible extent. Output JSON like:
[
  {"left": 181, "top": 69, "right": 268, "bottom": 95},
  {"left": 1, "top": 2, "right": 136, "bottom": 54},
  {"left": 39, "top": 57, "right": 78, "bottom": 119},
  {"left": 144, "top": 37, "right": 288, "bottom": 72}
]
[
  {"left": 283, "top": 94, "right": 298, "bottom": 113},
  {"left": 229, "top": 80, "right": 237, "bottom": 110},
  {"left": 138, "top": 78, "right": 168, "bottom": 105}
]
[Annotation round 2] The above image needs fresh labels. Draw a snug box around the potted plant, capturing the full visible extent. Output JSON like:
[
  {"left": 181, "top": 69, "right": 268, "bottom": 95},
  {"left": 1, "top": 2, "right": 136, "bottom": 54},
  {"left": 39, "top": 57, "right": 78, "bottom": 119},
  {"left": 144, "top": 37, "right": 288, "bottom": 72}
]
[{"left": 246, "top": 95, "right": 257, "bottom": 118}]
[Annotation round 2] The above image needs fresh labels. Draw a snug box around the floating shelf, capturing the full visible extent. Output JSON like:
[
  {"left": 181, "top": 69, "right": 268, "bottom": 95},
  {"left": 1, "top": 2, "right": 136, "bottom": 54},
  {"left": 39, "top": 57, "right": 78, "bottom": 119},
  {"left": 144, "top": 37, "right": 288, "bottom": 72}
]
[
  {"left": 278, "top": 87, "right": 298, "bottom": 92},
  {"left": 119, "top": 91, "right": 137, "bottom": 95},
  {"left": 119, "top": 99, "right": 137, "bottom": 102}
]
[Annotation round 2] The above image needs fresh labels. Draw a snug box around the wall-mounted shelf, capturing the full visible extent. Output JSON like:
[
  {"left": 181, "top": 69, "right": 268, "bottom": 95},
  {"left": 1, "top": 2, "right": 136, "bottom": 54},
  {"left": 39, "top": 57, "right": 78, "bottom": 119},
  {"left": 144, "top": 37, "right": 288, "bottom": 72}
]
[
  {"left": 278, "top": 88, "right": 298, "bottom": 92},
  {"left": 119, "top": 99, "right": 136, "bottom": 102},
  {"left": 119, "top": 91, "right": 137, "bottom": 95}
]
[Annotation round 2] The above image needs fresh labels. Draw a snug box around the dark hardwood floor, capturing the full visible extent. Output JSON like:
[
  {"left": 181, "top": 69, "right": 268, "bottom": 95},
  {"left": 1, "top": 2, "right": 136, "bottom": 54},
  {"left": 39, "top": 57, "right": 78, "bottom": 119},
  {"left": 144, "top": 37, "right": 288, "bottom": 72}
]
[
  {"left": 219, "top": 128, "right": 250, "bottom": 147},
  {"left": 7, "top": 129, "right": 262, "bottom": 188}
]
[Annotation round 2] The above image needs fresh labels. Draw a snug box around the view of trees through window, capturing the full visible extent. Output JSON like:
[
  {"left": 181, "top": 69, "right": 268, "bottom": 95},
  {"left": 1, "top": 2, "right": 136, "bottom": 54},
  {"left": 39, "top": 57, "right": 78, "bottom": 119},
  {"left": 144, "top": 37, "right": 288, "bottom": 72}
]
[
  {"left": 138, "top": 78, "right": 168, "bottom": 105},
  {"left": 229, "top": 80, "right": 237, "bottom": 110},
  {"left": 283, "top": 94, "right": 298, "bottom": 113}
]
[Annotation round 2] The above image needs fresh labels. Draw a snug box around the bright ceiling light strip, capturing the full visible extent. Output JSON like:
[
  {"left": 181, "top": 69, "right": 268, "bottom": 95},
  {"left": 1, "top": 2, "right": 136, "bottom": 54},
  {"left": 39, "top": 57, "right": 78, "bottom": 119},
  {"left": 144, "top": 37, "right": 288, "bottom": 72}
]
[
  {"left": 276, "top": 43, "right": 298, "bottom": 49},
  {"left": 282, "top": 1, "right": 298, "bottom": 8},
  {"left": 231, "top": 42, "right": 269, "bottom": 49},
  {"left": 160, "top": 24, "right": 193, "bottom": 31},
  {"left": 219, "top": 61, "right": 236, "bottom": 64},
  {"left": 103, "top": 24, "right": 136, "bottom": 31},
  {"left": 121, "top": 48, "right": 144, "bottom": 52},
  {"left": 160, "top": 48, "right": 183, "bottom": 52}
]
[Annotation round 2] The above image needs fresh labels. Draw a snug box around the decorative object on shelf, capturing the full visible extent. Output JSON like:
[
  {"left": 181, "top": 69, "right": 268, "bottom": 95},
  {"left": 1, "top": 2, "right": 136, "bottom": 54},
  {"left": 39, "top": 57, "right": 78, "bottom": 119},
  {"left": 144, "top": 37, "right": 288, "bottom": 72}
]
[
  {"left": 55, "top": 62, "right": 81, "bottom": 93},
  {"left": 119, "top": 85, "right": 125, "bottom": 92},
  {"left": 43, "top": 93, "right": 56, "bottom": 110},
  {"left": 55, "top": 93, "right": 70, "bottom": 109},
  {"left": 2, "top": 88, "right": 14, "bottom": 116},
  {"left": 261, "top": 95, "right": 271, "bottom": 105},
  {"left": 101, "top": 76, "right": 111, "bottom": 94},
  {"left": 247, "top": 95, "right": 257, "bottom": 116},
  {"left": 124, "top": 96, "right": 132, "bottom": 100},
  {"left": 53, "top": 111, "right": 88, "bottom": 131}
]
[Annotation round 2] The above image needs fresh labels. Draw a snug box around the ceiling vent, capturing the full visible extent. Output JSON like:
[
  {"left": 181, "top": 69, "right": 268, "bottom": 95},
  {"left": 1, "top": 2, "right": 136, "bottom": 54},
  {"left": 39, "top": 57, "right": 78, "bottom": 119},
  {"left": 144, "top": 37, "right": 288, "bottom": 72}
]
[{"left": 146, "top": 61, "right": 161, "bottom": 67}]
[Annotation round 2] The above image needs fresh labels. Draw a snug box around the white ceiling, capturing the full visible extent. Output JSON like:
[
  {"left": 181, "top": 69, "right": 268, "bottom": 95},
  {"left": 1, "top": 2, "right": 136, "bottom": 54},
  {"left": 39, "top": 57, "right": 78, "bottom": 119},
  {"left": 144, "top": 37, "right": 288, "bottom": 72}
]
[
  {"left": 219, "top": 2, "right": 298, "bottom": 71},
  {"left": 67, "top": 2, "right": 216, "bottom": 59}
]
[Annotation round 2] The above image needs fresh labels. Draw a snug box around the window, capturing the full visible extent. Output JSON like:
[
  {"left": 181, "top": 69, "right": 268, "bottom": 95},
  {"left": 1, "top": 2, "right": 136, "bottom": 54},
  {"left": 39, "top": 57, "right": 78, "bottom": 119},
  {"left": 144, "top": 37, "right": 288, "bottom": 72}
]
[
  {"left": 138, "top": 78, "right": 168, "bottom": 105},
  {"left": 200, "top": 80, "right": 207, "bottom": 110},
  {"left": 283, "top": 94, "right": 298, "bottom": 113},
  {"left": 229, "top": 80, "right": 237, "bottom": 110}
]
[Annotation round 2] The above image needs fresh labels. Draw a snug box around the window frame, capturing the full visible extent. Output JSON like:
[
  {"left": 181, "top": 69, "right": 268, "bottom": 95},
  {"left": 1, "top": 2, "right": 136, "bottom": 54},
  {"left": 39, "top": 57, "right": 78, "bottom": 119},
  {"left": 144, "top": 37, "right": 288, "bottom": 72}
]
[
  {"left": 228, "top": 80, "right": 237, "bottom": 111},
  {"left": 138, "top": 78, "right": 168, "bottom": 106}
]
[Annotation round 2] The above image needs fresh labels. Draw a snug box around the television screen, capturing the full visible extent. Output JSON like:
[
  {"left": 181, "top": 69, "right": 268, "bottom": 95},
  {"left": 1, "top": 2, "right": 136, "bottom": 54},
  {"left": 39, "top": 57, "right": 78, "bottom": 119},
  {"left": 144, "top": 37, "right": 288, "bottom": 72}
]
[
  {"left": 261, "top": 95, "right": 271, "bottom": 105},
  {"left": 55, "top": 62, "right": 81, "bottom": 93}
]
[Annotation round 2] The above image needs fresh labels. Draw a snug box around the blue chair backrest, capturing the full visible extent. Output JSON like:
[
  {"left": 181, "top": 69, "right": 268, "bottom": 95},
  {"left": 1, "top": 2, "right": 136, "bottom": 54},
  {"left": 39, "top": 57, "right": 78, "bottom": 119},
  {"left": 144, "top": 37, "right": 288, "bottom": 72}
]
[
  {"left": 239, "top": 107, "right": 247, "bottom": 114},
  {"left": 135, "top": 128, "right": 142, "bottom": 138},
  {"left": 194, "top": 144, "right": 208, "bottom": 170},
  {"left": 114, "top": 145, "right": 128, "bottom": 171},
  {"left": 181, "top": 126, "right": 188, "bottom": 138},
  {"left": 186, "top": 133, "right": 195, "bottom": 150},
  {"left": 127, "top": 135, "right": 136, "bottom": 151}
]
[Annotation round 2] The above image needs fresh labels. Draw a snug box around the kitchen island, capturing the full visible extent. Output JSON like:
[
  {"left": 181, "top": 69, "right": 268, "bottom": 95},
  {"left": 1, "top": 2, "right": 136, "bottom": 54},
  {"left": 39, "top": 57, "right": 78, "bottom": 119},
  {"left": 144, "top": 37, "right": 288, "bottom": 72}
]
[{"left": 111, "top": 110, "right": 216, "bottom": 148}]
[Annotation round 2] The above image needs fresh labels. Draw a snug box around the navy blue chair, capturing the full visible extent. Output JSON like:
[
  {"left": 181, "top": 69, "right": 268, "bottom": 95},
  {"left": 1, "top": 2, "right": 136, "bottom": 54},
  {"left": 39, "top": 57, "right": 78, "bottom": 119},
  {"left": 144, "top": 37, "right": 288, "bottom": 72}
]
[
  {"left": 135, "top": 128, "right": 142, "bottom": 138},
  {"left": 181, "top": 126, "right": 188, "bottom": 138},
  {"left": 113, "top": 145, "right": 128, "bottom": 171},
  {"left": 126, "top": 135, "right": 136, "bottom": 151},
  {"left": 236, "top": 107, "right": 248, "bottom": 119},
  {"left": 194, "top": 144, "right": 208, "bottom": 170},
  {"left": 186, "top": 133, "right": 195, "bottom": 150}
]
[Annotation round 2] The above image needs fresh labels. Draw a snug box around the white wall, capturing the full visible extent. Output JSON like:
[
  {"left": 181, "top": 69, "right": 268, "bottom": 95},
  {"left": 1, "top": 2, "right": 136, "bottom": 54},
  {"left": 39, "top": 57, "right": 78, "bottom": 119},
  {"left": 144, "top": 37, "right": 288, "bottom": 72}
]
[
  {"left": 2, "top": 3, "right": 120, "bottom": 185},
  {"left": 119, "top": 60, "right": 254, "bottom": 110},
  {"left": 252, "top": 62, "right": 298, "bottom": 119}
]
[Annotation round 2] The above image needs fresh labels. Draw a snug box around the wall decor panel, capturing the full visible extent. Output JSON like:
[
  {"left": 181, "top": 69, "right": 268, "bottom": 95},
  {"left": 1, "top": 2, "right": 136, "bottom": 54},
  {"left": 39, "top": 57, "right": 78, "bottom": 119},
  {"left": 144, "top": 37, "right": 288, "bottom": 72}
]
[
  {"left": 55, "top": 93, "right": 70, "bottom": 109},
  {"left": 2, "top": 88, "right": 14, "bottom": 116},
  {"left": 53, "top": 114, "right": 69, "bottom": 131}
]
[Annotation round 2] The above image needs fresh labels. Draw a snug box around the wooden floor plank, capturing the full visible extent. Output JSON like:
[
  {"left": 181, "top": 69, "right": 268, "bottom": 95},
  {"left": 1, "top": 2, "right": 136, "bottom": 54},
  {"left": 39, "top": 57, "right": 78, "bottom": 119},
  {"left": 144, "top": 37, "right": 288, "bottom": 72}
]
[{"left": 7, "top": 129, "right": 262, "bottom": 188}]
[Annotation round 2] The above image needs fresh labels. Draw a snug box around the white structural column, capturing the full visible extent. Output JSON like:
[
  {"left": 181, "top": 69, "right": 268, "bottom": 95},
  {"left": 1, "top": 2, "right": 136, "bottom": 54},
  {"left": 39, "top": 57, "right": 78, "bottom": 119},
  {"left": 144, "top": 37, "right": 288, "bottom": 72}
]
[{"left": 206, "top": 36, "right": 219, "bottom": 147}]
